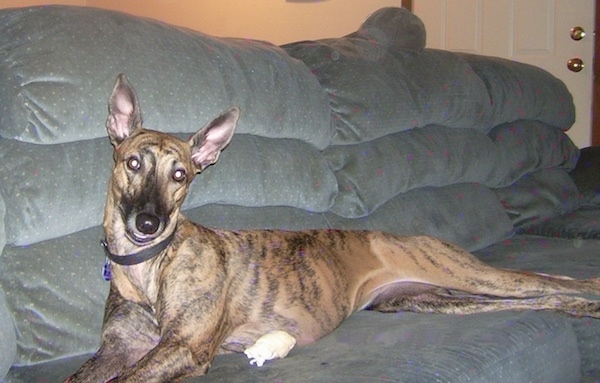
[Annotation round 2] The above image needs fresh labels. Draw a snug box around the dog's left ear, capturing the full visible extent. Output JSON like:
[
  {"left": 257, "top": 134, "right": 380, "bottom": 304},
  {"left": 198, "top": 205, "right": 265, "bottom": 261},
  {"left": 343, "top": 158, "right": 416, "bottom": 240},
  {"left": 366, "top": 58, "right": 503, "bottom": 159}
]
[
  {"left": 106, "top": 74, "right": 143, "bottom": 147},
  {"left": 189, "top": 107, "right": 240, "bottom": 171}
]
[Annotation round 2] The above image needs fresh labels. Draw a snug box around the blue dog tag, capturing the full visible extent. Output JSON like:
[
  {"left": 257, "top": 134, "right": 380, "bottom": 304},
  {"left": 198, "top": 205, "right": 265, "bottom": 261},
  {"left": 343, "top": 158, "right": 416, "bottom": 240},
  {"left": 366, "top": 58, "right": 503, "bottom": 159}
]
[{"left": 103, "top": 258, "right": 111, "bottom": 281}]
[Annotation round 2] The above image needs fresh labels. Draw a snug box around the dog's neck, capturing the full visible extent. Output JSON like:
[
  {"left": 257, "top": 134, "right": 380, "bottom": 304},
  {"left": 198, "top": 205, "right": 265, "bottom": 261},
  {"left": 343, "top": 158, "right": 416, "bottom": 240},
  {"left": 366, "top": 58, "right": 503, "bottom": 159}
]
[
  {"left": 101, "top": 230, "right": 176, "bottom": 266},
  {"left": 102, "top": 207, "right": 181, "bottom": 305}
]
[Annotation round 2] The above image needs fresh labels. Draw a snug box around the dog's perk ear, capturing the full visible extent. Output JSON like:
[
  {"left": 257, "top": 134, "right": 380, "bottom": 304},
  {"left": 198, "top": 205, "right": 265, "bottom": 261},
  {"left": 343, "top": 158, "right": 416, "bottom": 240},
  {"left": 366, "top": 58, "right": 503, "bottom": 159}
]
[
  {"left": 189, "top": 107, "right": 240, "bottom": 172},
  {"left": 106, "top": 74, "right": 143, "bottom": 146}
]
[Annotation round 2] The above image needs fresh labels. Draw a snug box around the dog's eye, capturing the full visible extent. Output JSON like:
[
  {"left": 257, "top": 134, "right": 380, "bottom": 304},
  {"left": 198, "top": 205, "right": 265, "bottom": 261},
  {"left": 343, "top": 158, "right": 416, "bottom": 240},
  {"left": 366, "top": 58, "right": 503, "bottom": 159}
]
[
  {"left": 127, "top": 157, "right": 141, "bottom": 171},
  {"left": 173, "top": 169, "right": 186, "bottom": 182}
]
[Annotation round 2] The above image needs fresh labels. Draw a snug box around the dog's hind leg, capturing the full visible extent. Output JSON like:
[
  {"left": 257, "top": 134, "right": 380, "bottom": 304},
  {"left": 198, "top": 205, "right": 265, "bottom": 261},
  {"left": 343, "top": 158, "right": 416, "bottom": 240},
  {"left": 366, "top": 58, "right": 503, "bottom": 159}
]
[
  {"left": 368, "top": 291, "right": 600, "bottom": 318},
  {"left": 375, "top": 235, "right": 600, "bottom": 299}
]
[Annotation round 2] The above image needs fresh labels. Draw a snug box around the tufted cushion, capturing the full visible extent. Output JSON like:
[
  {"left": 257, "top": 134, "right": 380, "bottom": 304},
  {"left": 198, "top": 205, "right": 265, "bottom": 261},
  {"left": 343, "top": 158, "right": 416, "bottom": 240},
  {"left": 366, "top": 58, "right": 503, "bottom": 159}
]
[
  {"left": 325, "top": 123, "right": 578, "bottom": 218},
  {"left": 459, "top": 53, "right": 575, "bottom": 130},
  {"left": 0, "top": 137, "right": 111, "bottom": 246},
  {"left": 284, "top": 41, "right": 492, "bottom": 144},
  {"left": 570, "top": 146, "right": 600, "bottom": 206},
  {"left": 495, "top": 168, "right": 581, "bottom": 229},
  {"left": 0, "top": 5, "right": 332, "bottom": 148},
  {"left": 0, "top": 226, "right": 108, "bottom": 365},
  {"left": 284, "top": 8, "right": 575, "bottom": 144},
  {"left": 349, "top": 7, "right": 426, "bottom": 53},
  {"left": 181, "top": 135, "right": 337, "bottom": 214},
  {"left": 518, "top": 206, "right": 600, "bottom": 239},
  {"left": 325, "top": 183, "right": 514, "bottom": 251},
  {"left": 284, "top": 7, "right": 575, "bottom": 145},
  {"left": 0, "top": 134, "right": 337, "bottom": 246}
]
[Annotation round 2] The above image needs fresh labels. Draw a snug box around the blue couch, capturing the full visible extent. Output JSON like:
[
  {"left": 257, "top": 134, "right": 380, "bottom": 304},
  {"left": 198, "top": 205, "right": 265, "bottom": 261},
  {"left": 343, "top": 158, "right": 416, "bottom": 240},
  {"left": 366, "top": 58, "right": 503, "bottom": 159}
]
[{"left": 0, "top": 6, "right": 598, "bottom": 382}]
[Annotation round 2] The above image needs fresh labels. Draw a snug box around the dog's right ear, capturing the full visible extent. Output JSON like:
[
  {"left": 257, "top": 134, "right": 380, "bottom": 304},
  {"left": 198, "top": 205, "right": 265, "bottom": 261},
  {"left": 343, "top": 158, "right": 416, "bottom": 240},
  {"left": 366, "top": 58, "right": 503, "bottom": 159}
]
[{"left": 106, "top": 74, "right": 142, "bottom": 146}]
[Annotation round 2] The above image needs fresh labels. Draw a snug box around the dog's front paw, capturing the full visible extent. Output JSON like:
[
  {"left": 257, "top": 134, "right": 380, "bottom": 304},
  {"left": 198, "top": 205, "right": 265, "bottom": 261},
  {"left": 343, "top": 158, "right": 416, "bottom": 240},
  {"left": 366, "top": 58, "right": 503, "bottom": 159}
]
[{"left": 244, "top": 331, "right": 296, "bottom": 367}]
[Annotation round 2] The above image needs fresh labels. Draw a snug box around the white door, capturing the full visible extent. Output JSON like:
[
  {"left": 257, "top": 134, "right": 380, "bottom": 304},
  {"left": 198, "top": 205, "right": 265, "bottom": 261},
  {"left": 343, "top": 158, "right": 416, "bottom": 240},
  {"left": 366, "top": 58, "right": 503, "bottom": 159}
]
[{"left": 413, "top": 0, "right": 594, "bottom": 148}]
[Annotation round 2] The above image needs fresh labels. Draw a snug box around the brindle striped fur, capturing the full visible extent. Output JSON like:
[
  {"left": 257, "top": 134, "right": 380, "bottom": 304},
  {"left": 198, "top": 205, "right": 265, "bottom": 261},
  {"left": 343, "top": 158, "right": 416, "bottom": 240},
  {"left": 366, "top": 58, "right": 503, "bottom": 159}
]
[{"left": 67, "top": 74, "right": 600, "bottom": 383}]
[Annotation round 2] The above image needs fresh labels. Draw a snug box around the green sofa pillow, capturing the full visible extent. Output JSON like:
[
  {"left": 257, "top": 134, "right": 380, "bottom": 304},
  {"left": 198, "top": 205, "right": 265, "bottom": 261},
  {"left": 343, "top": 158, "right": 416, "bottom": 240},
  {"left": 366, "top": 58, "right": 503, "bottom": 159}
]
[{"left": 0, "top": 6, "right": 332, "bottom": 148}]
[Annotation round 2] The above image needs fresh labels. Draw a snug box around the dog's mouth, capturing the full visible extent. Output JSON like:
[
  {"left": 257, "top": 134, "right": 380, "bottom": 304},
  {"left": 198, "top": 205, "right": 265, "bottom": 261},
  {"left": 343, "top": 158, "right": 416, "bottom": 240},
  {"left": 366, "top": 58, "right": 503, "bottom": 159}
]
[{"left": 126, "top": 228, "right": 162, "bottom": 245}]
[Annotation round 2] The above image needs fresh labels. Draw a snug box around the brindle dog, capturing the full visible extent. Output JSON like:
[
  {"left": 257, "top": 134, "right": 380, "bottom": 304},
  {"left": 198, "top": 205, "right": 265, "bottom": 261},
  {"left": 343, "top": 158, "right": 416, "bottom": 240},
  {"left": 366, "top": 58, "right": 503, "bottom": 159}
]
[{"left": 67, "top": 74, "right": 600, "bottom": 382}]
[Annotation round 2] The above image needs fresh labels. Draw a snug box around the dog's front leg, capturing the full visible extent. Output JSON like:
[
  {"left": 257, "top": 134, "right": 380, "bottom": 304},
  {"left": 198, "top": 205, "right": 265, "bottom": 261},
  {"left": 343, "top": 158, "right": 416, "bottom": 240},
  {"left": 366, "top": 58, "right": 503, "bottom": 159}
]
[
  {"left": 110, "top": 317, "right": 229, "bottom": 383},
  {"left": 109, "top": 338, "right": 209, "bottom": 382},
  {"left": 107, "top": 283, "right": 231, "bottom": 382},
  {"left": 66, "top": 286, "right": 160, "bottom": 383}
]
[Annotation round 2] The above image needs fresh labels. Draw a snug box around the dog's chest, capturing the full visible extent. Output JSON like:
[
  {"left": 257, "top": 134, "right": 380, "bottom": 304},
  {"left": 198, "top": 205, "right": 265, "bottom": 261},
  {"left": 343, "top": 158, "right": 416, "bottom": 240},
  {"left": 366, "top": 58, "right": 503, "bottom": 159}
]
[{"left": 113, "top": 263, "right": 161, "bottom": 305}]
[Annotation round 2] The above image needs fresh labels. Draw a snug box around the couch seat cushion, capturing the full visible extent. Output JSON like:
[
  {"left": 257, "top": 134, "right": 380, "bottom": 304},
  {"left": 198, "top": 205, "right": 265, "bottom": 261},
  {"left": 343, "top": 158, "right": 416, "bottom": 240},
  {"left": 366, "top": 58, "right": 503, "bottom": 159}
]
[{"left": 5, "top": 311, "right": 581, "bottom": 383}]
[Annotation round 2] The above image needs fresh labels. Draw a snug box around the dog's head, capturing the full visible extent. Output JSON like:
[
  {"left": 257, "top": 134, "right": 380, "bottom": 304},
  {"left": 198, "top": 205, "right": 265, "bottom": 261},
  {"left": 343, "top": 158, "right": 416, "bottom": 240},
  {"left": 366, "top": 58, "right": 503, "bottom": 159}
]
[{"left": 105, "top": 74, "right": 239, "bottom": 245}]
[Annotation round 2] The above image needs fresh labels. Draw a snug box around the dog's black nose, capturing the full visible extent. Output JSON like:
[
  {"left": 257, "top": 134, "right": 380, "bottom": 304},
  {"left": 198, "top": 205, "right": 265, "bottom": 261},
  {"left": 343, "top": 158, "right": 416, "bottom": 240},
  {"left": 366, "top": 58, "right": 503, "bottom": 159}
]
[{"left": 136, "top": 212, "right": 160, "bottom": 235}]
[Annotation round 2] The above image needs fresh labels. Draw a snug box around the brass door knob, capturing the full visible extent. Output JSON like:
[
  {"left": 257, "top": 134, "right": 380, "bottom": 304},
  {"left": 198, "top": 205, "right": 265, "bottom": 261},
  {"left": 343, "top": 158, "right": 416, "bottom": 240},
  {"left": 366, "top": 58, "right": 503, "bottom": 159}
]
[
  {"left": 570, "top": 26, "right": 586, "bottom": 41},
  {"left": 567, "top": 58, "right": 584, "bottom": 72}
]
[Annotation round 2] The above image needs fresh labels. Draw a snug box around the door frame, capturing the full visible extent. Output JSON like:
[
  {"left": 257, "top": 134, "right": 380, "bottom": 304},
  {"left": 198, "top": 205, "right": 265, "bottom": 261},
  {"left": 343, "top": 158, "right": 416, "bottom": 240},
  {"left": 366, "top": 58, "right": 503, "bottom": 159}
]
[
  {"left": 402, "top": 0, "right": 600, "bottom": 147},
  {"left": 593, "top": 0, "right": 600, "bottom": 145}
]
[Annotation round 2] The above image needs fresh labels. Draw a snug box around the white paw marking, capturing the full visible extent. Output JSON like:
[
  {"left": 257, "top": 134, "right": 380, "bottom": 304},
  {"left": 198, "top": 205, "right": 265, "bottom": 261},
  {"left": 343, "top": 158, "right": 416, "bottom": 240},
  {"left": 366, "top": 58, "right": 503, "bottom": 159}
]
[{"left": 244, "top": 331, "right": 297, "bottom": 367}]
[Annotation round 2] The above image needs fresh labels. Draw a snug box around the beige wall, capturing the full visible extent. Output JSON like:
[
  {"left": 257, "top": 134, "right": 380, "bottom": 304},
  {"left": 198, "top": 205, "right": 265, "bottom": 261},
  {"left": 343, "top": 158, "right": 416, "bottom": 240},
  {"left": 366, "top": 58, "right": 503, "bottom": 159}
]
[
  {"left": 1, "top": 0, "right": 85, "bottom": 6},
  {"left": 90, "top": 0, "right": 402, "bottom": 44},
  {"left": 0, "top": 1, "right": 402, "bottom": 44}
]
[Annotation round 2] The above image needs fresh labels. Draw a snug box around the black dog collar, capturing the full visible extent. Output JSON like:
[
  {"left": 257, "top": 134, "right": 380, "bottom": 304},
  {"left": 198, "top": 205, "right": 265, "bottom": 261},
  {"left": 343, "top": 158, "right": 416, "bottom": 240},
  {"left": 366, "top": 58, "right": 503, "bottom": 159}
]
[{"left": 101, "top": 231, "right": 176, "bottom": 266}]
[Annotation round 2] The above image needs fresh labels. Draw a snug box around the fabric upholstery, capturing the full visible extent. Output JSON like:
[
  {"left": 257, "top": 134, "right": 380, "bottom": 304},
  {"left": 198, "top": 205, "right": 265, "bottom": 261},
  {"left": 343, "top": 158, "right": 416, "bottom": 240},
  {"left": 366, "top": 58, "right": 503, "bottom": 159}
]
[
  {"left": 458, "top": 53, "right": 575, "bottom": 130},
  {"left": 4, "top": 311, "right": 583, "bottom": 383},
  {"left": 487, "top": 121, "right": 579, "bottom": 183},
  {"left": 517, "top": 206, "right": 600, "bottom": 239},
  {"left": 349, "top": 7, "right": 426, "bottom": 54},
  {"left": 0, "top": 5, "right": 581, "bottom": 249},
  {"left": 0, "top": 134, "right": 338, "bottom": 246},
  {"left": 284, "top": 40, "right": 493, "bottom": 144},
  {"left": 325, "top": 183, "right": 514, "bottom": 251},
  {"left": 0, "top": 138, "right": 112, "bottom": 246},
  {"left": 325, "top": 123, "right": 578, "bottom": 218},
  {"left": 494, "top": 168, "right": 581, "bottom": 229},
  {"left": 283, "top": 8, "right": 575, "bottom": 144},
  {"left": 474, "top": 235, "right": 600, "bottom": 381},
  {"left": 0, "top": 226, "right": 108, "bottom": 365},
  {"left": 183, "top": 204, "right": 330, "bottom": 232},
  {"left": 181, "top": 135, "right": 337, "bottom": 214},
  {"left": 193, "top": 311, "right": 580, "bottom": 383},
  {"left": 0, "top": 191, "right": 12, "bottom": 379},
  {"left": 0, "top": 6, "right": 332, "bottom": 148},
  {"left": 570, "top": 146, "right": 600, "bottom": 206}
]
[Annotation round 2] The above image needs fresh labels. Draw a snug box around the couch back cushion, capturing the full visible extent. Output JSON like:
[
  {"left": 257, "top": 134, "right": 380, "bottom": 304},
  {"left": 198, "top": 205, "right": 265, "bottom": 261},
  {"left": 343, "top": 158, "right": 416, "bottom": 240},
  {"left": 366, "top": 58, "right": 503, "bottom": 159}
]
[
  {"left": 325, "top": 122, "right": 579, "bottom": 219},
  {"left": 0, "top": 5, "right": 332, "bottom": 148},
  {"left": 0, "top": 5, "right": 338, "bottom": 246},
  {"left": 0, "top": 227, "right": 108, "bottom": 366},
  {"left": 0, "top": 133, "right": 338, "bottom": 246},
  {"left": 284, "top": 8, "right": 575, "bottom": 145}
]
